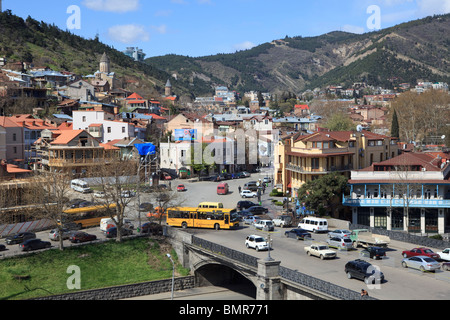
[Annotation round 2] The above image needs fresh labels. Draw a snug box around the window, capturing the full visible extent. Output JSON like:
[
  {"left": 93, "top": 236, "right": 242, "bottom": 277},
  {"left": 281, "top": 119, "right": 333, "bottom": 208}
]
[
  {"left": 122, "top": 127, "right": 125, "bottom": 133},
  {"left": 311, "top": 158, "right": 319, "bottom": 169},
  {"left": 82, "top": 116, "right": 86, "bottom": 122},
  {"left": 13, "top": 133, "right": 17, "bottom": 141},
  {"left": 107, "top": 127, "right": 111, "bottom": 133}
]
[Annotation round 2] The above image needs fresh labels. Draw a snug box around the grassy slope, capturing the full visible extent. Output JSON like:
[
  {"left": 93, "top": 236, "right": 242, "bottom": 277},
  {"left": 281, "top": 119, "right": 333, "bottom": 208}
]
[{"left": 0, "top": 238, "right": 189, "bottom": 300}]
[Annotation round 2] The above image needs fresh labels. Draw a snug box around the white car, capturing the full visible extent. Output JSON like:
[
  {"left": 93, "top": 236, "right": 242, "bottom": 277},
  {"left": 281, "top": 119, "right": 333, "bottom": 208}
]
[
  {"left": 304, "top": 244, "right": 337, "bottom": 259},
  {"left": 245, "top": 235, "right": 269, "bottom": 251},
  {"left": 254, "top": 220, "right": 274, "bottom": 231},
  {"left": 437, "top": 248, "right": 450, "bottom": 261},
  {"left": 240, "top": 190, "right": 257, "bottom": 198}
]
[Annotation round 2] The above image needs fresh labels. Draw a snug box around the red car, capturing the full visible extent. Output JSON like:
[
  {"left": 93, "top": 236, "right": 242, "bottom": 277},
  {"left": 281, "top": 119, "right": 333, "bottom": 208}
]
[
  {"left": 177, "top": 184, "right": 186, "bottom": 192},
  {"left": 70, "top": 232, "right": 97, "bottom": 243},
  {"left": 402, "top": 247, "right": 440, "bottom": 259}
]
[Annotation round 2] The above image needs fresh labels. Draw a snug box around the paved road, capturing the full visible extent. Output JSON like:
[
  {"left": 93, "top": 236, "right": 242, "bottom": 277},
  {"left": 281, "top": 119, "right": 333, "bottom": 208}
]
[{"left": 2, "top": 170, "right": 450, "bottom": 300}]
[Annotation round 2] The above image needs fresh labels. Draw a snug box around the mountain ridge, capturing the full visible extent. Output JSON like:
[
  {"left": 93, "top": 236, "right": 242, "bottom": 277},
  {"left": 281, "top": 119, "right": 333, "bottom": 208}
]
[{"left": 146, "top": 14, "right": 450, "bottom": 95}]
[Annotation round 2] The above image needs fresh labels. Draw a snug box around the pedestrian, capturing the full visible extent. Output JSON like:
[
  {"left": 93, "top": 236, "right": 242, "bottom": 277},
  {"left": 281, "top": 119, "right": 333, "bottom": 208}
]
[
  {"left": 238, "top": 186, "right": 241, "bottom": 194},
  {"left": 361, "top": 289, "right": 368, "bottom": 297}
]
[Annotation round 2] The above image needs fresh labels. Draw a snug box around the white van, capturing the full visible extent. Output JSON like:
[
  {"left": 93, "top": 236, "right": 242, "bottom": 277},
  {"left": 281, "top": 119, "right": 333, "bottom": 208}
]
[
  {"left": 100, "top": 217, "right": 134, "bottom": 232},
  {"left": 298, "top": 217, "right": 328, "bottom": 233},
  {"left": 70, "top": 179, "right": 92, "bottom": 193}
]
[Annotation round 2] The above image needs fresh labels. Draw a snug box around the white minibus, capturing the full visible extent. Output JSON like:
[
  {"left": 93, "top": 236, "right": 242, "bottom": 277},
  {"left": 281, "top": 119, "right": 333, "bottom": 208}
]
[
  {"left": 70, "top": 179, "right": 92, "bottom": 193},
  {"left": 298, "top": 217, "right": 328, "bottom": 233}
]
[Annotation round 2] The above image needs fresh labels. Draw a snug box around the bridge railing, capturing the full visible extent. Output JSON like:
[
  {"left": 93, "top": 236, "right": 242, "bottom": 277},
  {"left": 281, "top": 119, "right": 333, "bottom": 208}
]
[
  {"left": 192, "top": 236, "right": 259, "bottom": 268},
  {"left": 192, "top": 235, "right": 375, "bottom": 300}
]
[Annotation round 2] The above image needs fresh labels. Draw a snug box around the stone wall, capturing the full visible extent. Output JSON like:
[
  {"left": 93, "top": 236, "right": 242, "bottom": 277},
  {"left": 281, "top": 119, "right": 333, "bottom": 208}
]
[{"left": 32, "top": 277, "right": 195, "bottom": 300}]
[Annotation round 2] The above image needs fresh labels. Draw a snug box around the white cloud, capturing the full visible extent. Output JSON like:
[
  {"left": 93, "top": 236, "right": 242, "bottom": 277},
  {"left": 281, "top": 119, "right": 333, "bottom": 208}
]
[
  {"left": 108, "top": 24, "right": 150, "bottom": 43},
  {"left": 82, "top": 0, "right": 140, "bottom": 13},
  {"left": 152, "top": 24, "right": 168, "bottom": 34},
  {"left": 416, "top": 0, "right": 450, "bottom": 16},
  {"left": 342, "top": 24, "right": 365, "bottom": 34},
  {"left": 233, "top": 41, "right": 256, "bottom": 51}
]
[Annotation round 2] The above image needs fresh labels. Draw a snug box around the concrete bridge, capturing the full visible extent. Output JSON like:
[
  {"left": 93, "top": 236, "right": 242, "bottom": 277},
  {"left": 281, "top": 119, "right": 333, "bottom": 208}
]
[{"left": 166, "top": 227, "right": 373, "bottom": 300}]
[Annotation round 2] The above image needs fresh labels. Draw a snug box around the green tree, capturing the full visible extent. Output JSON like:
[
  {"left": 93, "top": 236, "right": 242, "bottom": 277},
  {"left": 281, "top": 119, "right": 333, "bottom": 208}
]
[
  {"left": 391, "top": 108, "right": 399, "bottom": 138},
  {"left": 324, "top": 112, "right": 354, "bottom": 131},
  {"left": 297, "top": 173, "right": 349, "bottom": 217}
]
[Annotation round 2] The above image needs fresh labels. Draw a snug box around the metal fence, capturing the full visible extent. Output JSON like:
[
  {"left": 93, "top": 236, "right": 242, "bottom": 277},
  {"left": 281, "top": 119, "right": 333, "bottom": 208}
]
[{"left": 191, "top": 235, "right": 372, "bottom": 300}]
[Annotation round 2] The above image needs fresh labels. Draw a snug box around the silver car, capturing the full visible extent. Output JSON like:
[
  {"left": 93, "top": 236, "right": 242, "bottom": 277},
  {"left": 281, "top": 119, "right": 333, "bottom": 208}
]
[
  {"left": 401, "top": 256, "right": 441, "bottom": 272},
  {"left": 326, "top": 236, "right": 353, "bottom": 250},
  {"left": 48, "top": 228, "right": 72, "bottom": 241},
  {"left": 328, "top": 229, "right": 352, "bottom": 238}
]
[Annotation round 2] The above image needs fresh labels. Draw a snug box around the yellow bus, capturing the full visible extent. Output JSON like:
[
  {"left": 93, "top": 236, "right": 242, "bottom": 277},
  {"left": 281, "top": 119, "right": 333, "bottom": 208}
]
[
  {"left": 166, "top": 207, "right": 239, "bottom": 230},
  {"left": 63, "top": 204, "right": 118, "bottom": 229}
]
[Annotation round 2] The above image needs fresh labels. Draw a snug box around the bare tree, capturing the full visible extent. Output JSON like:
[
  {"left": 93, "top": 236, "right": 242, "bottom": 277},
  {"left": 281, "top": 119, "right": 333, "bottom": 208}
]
[
  {"left": 25, "top": 171, "right": 72, "bottom": 251},
  {"left": 93, "top": 158, "right": 138, "bottom": 242}
]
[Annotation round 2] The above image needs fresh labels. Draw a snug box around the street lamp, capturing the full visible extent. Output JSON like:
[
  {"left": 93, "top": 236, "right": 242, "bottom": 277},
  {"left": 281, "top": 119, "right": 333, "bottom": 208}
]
[{"left": 166, "top": 253, "right": 175, "bottom": 300}]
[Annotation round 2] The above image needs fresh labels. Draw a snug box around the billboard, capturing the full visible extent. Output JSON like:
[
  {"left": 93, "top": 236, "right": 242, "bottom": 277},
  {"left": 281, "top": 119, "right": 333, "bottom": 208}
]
[{"left": 174, "top": 129, "right": 197, "bottom": 141}]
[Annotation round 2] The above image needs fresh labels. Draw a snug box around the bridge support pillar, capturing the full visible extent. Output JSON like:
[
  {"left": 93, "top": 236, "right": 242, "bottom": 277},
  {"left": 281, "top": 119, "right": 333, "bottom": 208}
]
[{"left": 256, "top": 259, "right": 282, "bottom": 300}]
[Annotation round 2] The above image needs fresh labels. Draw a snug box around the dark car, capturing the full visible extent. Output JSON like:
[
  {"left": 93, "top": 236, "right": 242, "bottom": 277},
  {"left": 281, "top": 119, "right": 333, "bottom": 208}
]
[
  {"left": 19, "top": 239, "right": 51, "bottom": 252},
  {"left": 360, "top": 246, "right": 387, "bottom": 260},
  {"left": 141, "top": 222, "right": 163, "bottom": 235},
  {"left": 236, "top": 200, "right": 257, "bottom": 211},
  {"left": 241, "top": 206, "right": 268, "bottom": 215},
  {"left": 5, "top": 232, "right": 36, "bottom": 245},
  {"left": 70, "top": 231, "right": 97, "bottom": 243},
  {"left": 0, "top": 244, "right": 6, "bottom": 252},
  {"left": 345, "top": 259, "right": 385, "bottom": 285},
  {"left": 284, "top": 228, "right": 312, "bottom": 240},
  {"left": 69, "top": 198, "right": 86, "bottom": 208},
  {"left": 105, "top": 227, "right": 133, "bottom": 238}
]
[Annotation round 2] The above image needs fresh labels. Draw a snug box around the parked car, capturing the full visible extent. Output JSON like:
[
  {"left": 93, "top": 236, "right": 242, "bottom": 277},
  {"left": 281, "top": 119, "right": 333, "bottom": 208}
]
[
  {"left": 5, "top": 232, "right": 36, "bottom": 245},
  {"left": 402, "top": 247, "right": 440, "bottom": 260},
  {"left": 243, "top": 181, "right": 259, "bottom": 191},
  {"left": 69, "top": 198, "right": 86, "bottom": 208},
  {"left": 48, "top": 228, "right": 72, "bottom": 241},
  {"left": 360, "top": 246, "right": 387, "bottom": 259},
  {"left": 240, "top": 171, "right": 251, "bottom": 178},
  {"left": 141, "top": 222, "right": 163, "bottom": 235},
  {"left": 284, "top": 228, "right": 311, "bottom": 241},
  {"left": 442, "top": 262, "right": 450, "bottom": 271},
  {"left": 272, "top": 215, "right": 292, "bottom": 228},
  {"left": 345, "top": 259, "right": 385, "bottom": 285},
  {"left": 236, "top": 200, "right": 257, "bottom": 211},
  {"left": 262, "top": 177, "right": 272, "bottom": 184},
  {"left": 19, "top": 239, "right": 51, "bottom": 252},
  {"left": 245, "top": 235, "right": 269, "bottom": 251},
  {"left": 177, "top": 184, "right": 186, "bottom": 192},
  {"left": 401, "top": 256, "right": 441, "bottom": 272},
  {"left": 121, "top": 190, "right": 136, "bottom": 198},
  {"left": 254, "top": 220, "right": 274, "bottom": 231},
  {"left": 240, "top": 190, "right": 257, "bottom": 198},
  {"left": 436, "top": 248, "right": 450, "bottom": 261},
  {"left": 70, "top": 232, "right": 97, "bottom": 243},
  {"left": 241, "top": 206, "right": 268, "bottom": 215},
  {"left": 0, "top": 244, "right": 6, "bottom": 252},
  {"left": 328, "top": 229, "right": 352, "bottom": 238},
  {"left": 327, "top": 237, "right": 353, "bottom": 250},
  {"left": 78, "top": 201, "right": 94, "bottom": 208},
  {"left": 243, "top": 216, "right": 261, "bottom": 225},
  {"left": 105, "top": 227, "right": 133, "bottom": 238},
  {"left": 94, "top": 191, "right": 105, "bottom": 198}
]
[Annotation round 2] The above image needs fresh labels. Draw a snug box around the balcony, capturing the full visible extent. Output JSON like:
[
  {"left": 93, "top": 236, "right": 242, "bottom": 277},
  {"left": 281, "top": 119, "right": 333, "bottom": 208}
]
[
  {"left": 286, "top": 163, "right": 353, "bottom": 174},
  {"left": 343, "top": 196, "right": 450, "bottom": 208}
]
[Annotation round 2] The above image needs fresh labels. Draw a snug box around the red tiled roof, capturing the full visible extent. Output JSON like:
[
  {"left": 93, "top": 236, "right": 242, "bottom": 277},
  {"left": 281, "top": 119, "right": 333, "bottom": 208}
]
[
  {"left": 127, "top": 92, "right": 144, "bottom": 100},
  {"left": 50, "top": 130, "right": 85, "bottom": 145}
]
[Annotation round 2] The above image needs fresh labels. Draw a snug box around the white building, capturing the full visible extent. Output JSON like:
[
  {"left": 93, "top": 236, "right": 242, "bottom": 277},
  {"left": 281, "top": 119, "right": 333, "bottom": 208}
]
[{"left": 72, "top": 110, "right": 136, "bottom": 143}]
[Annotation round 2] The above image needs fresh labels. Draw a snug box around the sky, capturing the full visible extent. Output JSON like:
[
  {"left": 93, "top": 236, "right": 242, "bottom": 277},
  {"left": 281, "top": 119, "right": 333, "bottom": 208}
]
[{"left": 2, "top": 0, "right": 450, "bottom": 58}]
